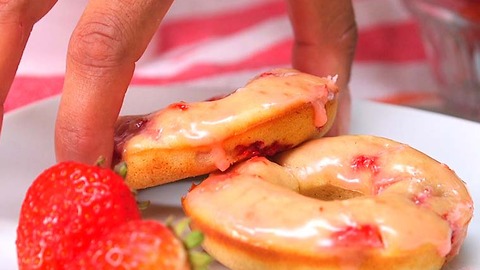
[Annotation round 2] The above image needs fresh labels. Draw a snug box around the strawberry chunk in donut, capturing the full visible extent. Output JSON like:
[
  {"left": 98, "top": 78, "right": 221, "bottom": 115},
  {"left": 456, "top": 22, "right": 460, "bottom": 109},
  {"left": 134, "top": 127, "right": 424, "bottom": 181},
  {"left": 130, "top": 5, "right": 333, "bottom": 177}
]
[
  {"left": 332, "top": 224, "right": 384, "bottom": 249},
  {"left": 182, "top": 135, "right": 473, "bottom": 270}
]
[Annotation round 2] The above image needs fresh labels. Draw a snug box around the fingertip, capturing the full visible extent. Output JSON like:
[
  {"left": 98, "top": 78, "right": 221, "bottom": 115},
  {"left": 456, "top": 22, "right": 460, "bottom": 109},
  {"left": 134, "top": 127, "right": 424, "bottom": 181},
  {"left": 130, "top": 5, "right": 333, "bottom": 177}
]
[
  {"left": 55, "top": 109, "right": 115, "bottom": 167},
  {"left": 55, "top": 0, "right": 174, "bottom": 167}
]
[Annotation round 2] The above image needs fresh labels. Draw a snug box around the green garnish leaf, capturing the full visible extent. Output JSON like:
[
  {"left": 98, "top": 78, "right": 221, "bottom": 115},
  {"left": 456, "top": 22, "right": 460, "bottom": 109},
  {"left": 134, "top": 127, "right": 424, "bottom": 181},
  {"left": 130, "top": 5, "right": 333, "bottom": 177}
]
[
  {"left": 166, "top": 217, "right": 214, "bottom": 269},
  {"left": 136, "top": 200, "right": 151, "bottom": 210},
  {"left": 173, "top": 218, "right": 191, "bottom": 237},
  {"left": 113, "top": 162, "right": 128, "bottom": 178},
  {"left": 189, "top": 250, "right": 214, "bottom": 270},
  {"left": 184, "top": 230, "right": 204, "bottom": 249}
]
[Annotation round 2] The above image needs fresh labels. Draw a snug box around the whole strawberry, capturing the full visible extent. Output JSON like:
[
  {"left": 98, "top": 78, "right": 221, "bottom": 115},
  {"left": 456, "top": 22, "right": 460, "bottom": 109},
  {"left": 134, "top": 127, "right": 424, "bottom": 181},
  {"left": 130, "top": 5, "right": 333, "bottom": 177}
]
[
  {"left": 73, "top": 220, "right": 188, "bottom": 269},
  {"left": 71, "top": 219, "right": 212, "bottom": 270},
  {"left": 16, "top": 161, "right": 141, "bottom": 269}
]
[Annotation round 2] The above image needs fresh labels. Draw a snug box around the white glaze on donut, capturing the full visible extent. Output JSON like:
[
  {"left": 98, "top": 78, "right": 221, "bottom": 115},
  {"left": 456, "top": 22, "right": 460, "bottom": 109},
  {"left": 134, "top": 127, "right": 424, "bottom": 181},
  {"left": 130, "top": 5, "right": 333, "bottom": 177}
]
[
  {"left": 183, "top": 135, "right": 473, "bottom": 270},
  {"left": 116, "top": 69, "right": 337, "bottom": 171},
  {"left": 114, "top": 68, "right": 339, "bottom": 189}
]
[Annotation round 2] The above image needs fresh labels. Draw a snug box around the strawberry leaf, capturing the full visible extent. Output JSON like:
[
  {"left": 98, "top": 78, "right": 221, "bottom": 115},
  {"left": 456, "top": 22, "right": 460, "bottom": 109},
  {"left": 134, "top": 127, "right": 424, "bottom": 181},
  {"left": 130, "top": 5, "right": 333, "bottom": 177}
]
[
  {"left": 189, "top": 250, "right": 214, "bottom": 270},
  {"left": 113, "top": 162, "right": 128, "bottom": 178},
  {"left": 136, "top": 200, "right": 151, "bottom": 210},
  {"left": 166, "top": 217, "right": 214, "bottom": 269},
  {"left": 184, "top": 230, "right": 204, "bottom": 249}
]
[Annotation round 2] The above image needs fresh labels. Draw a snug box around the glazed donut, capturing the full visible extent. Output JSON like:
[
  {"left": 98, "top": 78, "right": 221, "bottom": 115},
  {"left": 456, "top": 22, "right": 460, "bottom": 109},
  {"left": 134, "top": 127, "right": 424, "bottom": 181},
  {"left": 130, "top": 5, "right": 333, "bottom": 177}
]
[
  {"left": 182, "top": 135, "right": 474, "bottom": 270},
  {"left": 114, "top": 68, "right": 339, "bottom": 189}
]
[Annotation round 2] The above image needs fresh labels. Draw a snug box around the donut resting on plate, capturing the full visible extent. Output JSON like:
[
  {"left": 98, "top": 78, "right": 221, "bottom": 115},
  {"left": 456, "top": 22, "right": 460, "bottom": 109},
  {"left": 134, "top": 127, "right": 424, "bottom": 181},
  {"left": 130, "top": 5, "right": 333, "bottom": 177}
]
[
  {"left": 182, "top": 135, "right": 474, "bottom": 270},
  {"left": 114, "top": 68, "right": 339, "bottom": 189}
]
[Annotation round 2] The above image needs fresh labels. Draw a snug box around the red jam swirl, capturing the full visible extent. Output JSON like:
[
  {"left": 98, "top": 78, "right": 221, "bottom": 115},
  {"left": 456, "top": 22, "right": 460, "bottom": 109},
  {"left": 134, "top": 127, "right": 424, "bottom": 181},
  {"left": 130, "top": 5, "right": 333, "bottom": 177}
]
[
  {"left": 235, "top": 141, "right": 293, "bottom": 160},
  {"left": 113, "top": 115, "right": 150, "bottom": 163}
]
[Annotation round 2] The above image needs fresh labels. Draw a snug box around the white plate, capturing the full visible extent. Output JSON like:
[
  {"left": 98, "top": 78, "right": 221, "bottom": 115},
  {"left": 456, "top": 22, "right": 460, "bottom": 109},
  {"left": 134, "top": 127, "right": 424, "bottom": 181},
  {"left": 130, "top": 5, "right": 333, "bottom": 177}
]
[{"left": 1, "top": 84, "right": 479, "bottom": 270}]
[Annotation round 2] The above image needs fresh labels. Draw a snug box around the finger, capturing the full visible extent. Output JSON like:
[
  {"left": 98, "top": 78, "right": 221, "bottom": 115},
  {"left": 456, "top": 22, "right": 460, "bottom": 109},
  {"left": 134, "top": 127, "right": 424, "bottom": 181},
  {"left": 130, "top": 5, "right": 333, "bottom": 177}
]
[
  {"left": 0, "top": 0, "right": 57, "bottom": 132},
  {"left": 55, "top": 0, "right": 173, "bottom": 166},
  {"left": 286, "top": 0, "right": 357, "bottom": 135},
  {"left": 285, "top": 0, "right": 357, "bottom": 90},
  {"left": 326, "top": 87, "right": 352, "bottom": 136}
]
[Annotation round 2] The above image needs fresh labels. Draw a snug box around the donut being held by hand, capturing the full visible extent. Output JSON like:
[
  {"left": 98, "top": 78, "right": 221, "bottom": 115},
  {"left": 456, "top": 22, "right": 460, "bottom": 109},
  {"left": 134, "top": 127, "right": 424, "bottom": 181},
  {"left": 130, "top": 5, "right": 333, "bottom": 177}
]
[
  {"left": 182, "top": 135, "right": 474, "bottom": 270},
  {"left": 114, "top": 68, "right": 339, "bottom": 189}
]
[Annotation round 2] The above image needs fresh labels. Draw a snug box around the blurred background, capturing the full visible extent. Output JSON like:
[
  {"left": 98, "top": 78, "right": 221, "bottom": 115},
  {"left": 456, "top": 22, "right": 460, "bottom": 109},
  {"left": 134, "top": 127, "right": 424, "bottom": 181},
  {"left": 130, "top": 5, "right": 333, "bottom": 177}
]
[{"left": 5, "top": 0, "right": 480, "bottom": 121}]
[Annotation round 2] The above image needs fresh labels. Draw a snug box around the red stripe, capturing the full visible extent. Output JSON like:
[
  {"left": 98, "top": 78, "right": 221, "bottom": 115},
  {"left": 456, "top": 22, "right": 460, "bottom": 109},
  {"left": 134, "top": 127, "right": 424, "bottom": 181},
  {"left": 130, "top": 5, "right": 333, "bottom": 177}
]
[
  {"left": 138, "top": 22, "right": 427, "bottom": 85},
  {"left": 5, "top": 76, "right": 64, "bottom": 112},
  {"left": 373, "top": 91, "right": 441, "bottom": 106},
  {"left": 6, "top": 15, "right": 431, "bottom": 112},
  {"left": 155, "top": 1, "right": 287, "bottom": 53},
  {"left": 355, "top": 21, "right": 427, "bottom": 62},
  {"left": 132, "top": 39, "right": 292, "bottom": 85},
  {"left": 5, "top": 39, "right": 291, "bottom": 112},
  {"left": 7, "top": 77, "right": 440, "bottom": 113},
  {"left": 5, "top": 40, "right": 291, "bottom": 112}
]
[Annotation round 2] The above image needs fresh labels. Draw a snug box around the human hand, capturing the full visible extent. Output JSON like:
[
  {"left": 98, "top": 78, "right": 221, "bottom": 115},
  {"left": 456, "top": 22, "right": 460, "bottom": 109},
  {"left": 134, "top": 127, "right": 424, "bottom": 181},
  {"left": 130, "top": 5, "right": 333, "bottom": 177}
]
[
  {"left": 54, "top": 0, "right": 173, "bottom": 166},
  {"left": 0, "top": 0, "right": 57, "bottom": 134},
  {"left": 1, "top": 0, "right": 355, "bottom": 167},
  {"left": 286, "top": 0, "right": 357, "bottom": 135},
  {"left": 0, "top": 0, "right": 173, "bottom": 166}
]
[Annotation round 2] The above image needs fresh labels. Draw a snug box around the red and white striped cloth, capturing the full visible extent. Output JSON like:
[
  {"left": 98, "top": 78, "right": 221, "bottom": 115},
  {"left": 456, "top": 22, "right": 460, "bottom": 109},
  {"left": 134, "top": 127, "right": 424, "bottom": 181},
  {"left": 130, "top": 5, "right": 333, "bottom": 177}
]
[{"left": 4, "top": 0, "right": 442, "bottom": 113}]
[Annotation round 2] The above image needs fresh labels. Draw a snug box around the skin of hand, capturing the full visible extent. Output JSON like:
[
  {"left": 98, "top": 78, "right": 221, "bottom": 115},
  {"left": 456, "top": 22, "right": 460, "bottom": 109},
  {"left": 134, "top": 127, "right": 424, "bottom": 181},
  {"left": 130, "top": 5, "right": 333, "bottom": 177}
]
[
  {"left": 0, "top": 0, "right": 356, "bottom": 167},
  {"left": 0, "top": 0, "right": 58, "bottom": 133},
  {"left": 55, "top": 0, "right": 174, "bottom": 166},
  {"left": 286, "top": 0, "right": 357, "bottom": 136}
]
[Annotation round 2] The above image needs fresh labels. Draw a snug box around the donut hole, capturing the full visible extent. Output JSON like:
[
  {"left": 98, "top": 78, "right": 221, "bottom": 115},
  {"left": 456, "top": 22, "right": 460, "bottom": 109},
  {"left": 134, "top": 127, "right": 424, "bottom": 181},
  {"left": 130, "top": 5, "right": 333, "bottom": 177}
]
[{"left": 301, "top": 184, "right": 363, "bottom": 201}]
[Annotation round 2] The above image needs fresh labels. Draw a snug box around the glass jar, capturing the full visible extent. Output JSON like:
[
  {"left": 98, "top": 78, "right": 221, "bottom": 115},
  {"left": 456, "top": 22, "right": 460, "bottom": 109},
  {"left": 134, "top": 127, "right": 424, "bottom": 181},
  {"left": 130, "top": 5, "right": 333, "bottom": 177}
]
[{"left": 403, "top": 0, "right": 480, "bottom": 121}]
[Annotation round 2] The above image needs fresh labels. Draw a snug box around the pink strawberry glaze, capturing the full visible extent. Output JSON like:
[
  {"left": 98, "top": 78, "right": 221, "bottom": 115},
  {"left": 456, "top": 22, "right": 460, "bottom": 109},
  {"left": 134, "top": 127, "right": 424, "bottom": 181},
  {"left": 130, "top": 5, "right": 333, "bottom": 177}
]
[
  {"left": 184, "top": 135, "right": 474, "bottom": 270},
  {"left": 205, "top": 93, "right": 231, "bottom": 102},
  {"left": 259, "top": 71, "right": 277, "bottom": 77},
  {"left": 235, "top": 141, "right": 293, "bottom": 160},
  {"left": 113, "top": 115, "right": 150, "bottom": 163},
  {"left": 351, "top": 155, "right": 379, "bottom": 174},
  {"left": 440, "top": 202, "right": 474, "bottom": 259},
  {"left": 117, "top": 68, "right": 338, "bottom": 172},
  {"left": 412, "top": 187, "right": 434, "bottom": 205},
  {"left": 168, "top": 101, "right": 189, "bottom": 111},
  {"left": 331, "top": 224, "right": 384, "bottom": 249}
]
